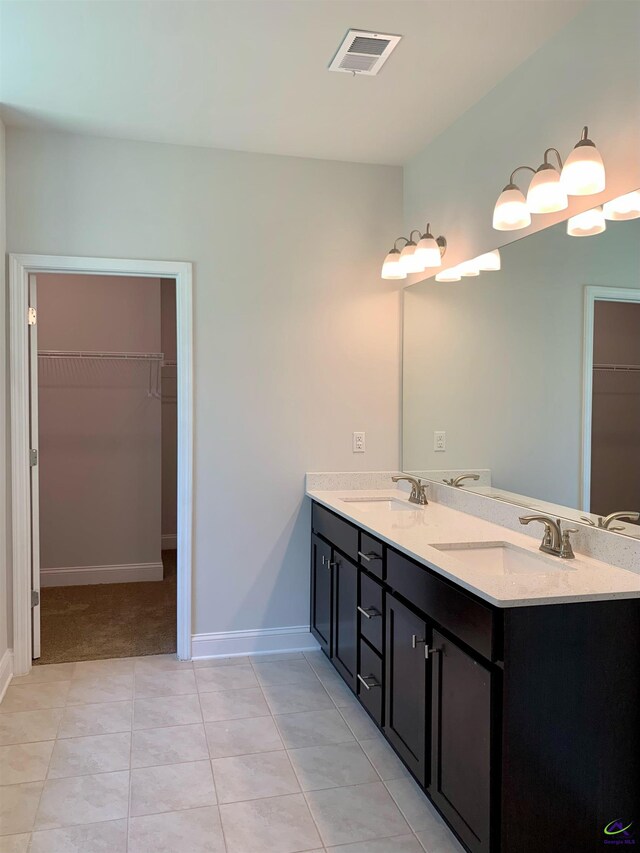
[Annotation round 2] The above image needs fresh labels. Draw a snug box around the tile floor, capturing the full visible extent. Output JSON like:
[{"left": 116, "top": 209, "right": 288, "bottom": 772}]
[{"left": 0, "top": 651, "right": 464, "bottom": 853}]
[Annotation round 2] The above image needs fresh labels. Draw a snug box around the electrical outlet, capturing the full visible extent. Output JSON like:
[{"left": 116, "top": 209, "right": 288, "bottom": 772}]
[
  {"left": 434, "top": 430, "right": 446, "bottom": 452},
  {"left": 353, "top": 431, "right": 366, "bottom": 453}
]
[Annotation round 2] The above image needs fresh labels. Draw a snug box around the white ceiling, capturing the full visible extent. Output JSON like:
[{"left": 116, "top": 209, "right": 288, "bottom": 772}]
[{"left": 0, "top": 0, "right": 586, "bottom": 165}]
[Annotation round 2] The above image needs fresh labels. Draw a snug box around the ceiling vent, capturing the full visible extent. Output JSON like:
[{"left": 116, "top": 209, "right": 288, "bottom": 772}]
[{"left": 328, "top": 29, "right": 402, "bottom": 76}]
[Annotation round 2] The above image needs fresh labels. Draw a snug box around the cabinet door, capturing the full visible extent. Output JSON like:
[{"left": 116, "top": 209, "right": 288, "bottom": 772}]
[
  {"left": 332, "top": 552, "right": 358, "bottom": 689},
  {"left": 384, "top": 594, "right": 429, "bottom": 786},
  {"left": 430, "top": 630, "right": 492, "bottom": 853},
  {"left": 310, "top": 534, "right": 332, "bottom": 656}
]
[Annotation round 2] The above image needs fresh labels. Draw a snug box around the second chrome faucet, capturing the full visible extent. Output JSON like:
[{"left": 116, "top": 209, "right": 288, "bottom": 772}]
[{"left": 519, "top": 514, "right": 578, "bottom": 559}]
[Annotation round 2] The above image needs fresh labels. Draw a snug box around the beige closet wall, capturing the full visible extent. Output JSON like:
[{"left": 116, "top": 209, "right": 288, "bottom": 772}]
[{"left": 37, "top": 274, "right": 163, "bottom": 582}]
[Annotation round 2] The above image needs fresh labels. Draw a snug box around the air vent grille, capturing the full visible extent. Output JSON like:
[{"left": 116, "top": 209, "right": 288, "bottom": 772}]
[{"left": 329, "top": 29, "right": 402, "bottom": 76}]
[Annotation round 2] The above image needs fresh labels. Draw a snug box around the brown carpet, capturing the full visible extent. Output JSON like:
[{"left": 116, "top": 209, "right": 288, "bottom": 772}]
[{"left": 35, "top": 550, "right": 177, "bottom": 665}]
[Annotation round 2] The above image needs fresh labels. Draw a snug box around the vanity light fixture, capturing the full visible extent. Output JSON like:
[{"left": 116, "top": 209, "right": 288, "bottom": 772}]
[
  {"left": 526, "top": 149, "right": 568, "bottom": 214},
  {"left": 414, "top": 223, "right": 444, "bottom": 268},
  {"left": 560, "top": 126, "right": 605, "bottom": 196},
  {"left": 603, "top": 190, "right": 640, "bottom": 221},
  {"left": 476, "top": 249, "right": 501, "bottom": 271},
  {"left": 381, "top": 238, "right": 408, "bottom": 279},
  {"left": 399, "top": 231, "right": 427, "bottom": 273},
  {"left": 435, "top": 267, "right": 462, "bottom": 282},
  {"left": 492, "top": 166, "right": 534, "bottom": 231},
  {"left": 567, "top": 205, "right": 606, "bottom": 237},
  {"left": 458, "top": 258, "right": 481, "bottom": 277}
]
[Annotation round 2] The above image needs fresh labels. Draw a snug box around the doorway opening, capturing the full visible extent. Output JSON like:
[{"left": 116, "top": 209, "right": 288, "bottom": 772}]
[{"left": 10, "top": 255, "right": 193, "bottom": 676}]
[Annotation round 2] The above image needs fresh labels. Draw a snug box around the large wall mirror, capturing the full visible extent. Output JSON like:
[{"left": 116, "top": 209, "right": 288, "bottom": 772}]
[{"left": 403, "top": 191, "right": 640, "bottom": 537}]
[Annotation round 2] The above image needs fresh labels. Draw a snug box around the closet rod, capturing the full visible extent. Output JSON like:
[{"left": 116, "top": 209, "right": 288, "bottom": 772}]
[{"left": 38, "top": 350, "right": 164, "bottom": 361}]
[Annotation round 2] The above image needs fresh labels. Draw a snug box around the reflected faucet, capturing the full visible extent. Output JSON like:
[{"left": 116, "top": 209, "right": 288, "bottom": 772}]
[
  {"left": 392, "top": 476, "right": 429, "bottom": 505},
  {"left": 443, "top": 473, "right": 480, "bottom": 488},
  {"left": 580, "top": 511, "right": 640, "bottom": 532},
  {"left": 519, "top": 514, "right": 577, "bottom": 559}
]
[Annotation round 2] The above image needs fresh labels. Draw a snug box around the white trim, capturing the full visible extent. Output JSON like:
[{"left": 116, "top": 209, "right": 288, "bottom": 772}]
[
  {"left": 40, "top": 561, "right": 164, "bottom": 587},
  {"left": 192, "top": 626, "right": 319, "bottom": 660},
  {"left": 581, "top": 286, "right": 640, "bottom": 512},
  {"left": 162, "top": 534, "right": 177, "bottom": 549},
  {"left": 0, "top": 649, "right": 14, "bottom": 704},
  {"left": 10, "top": 254, "right": 194, "bottom": 675}
]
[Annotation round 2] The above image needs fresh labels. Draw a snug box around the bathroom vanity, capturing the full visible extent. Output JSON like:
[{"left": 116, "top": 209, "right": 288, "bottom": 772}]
[{"left": 307, "top": 489, "right": 640, "bottom": 853}]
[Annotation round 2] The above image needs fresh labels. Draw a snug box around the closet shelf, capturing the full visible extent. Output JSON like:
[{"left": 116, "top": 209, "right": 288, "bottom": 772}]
[
  {"left": 38, "top": 350, "right": 165, "bottom": 361},
  {"left": 593, "top": 363, "right": 640, "bottom": 372}
]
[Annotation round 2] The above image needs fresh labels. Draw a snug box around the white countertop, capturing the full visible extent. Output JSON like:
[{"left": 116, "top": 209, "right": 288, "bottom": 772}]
[{"left": 307, "top": 487, "right": 640, "bottom": 608}]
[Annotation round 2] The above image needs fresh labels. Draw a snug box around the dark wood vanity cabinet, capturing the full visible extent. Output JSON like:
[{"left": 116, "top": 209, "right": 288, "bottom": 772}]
[{"left": 310, "top": 500, "right": 640, "bottom": 853}]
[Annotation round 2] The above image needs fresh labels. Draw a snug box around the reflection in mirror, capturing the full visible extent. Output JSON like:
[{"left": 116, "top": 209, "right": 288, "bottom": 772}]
[{"left": 403, "top": 195, "right": 640, "bottom": 537}]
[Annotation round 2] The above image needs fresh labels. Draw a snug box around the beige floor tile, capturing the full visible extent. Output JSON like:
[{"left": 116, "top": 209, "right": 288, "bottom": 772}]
[
  {"left": 66, "top": 675, "right": 133, "bottom": 706},
  {"left": 327, "top": 835, "right": 424, "bottom": 852},
  {"left": 0, "top": 710, "right": 62, "bottom": 746},
  {"left": 252, "top": 659, "right": 318, "bottom": 686},
  {"left": 318, "top": 674, "right": 359, "bottom": 708},
  {"left": 128, "top": 806, "right": 226, "bottom": 853},
  {"left": 130, "top": 760, "right": 216, "bottom": 816},
  {"left": 360, "top": 737, "right": 410, "bottom": 781},
  {"left": 249, "top": 652, "right": 304, "bottom": 663},
  {"left": 288, "top": 742, "right": 378, "bottom": 791},
  {"left": 274, "top": 709, "right": 355, "bottom": 748},
  {"left": 196, "top": 665, "right": 258, "bottom": 693},
  {"left": 0, "top": 782, "right": 43, "bottom": 835},
  {"left": 131, "top": 723, "right": 209, "bottom": 768},
  {"left": 133, "top": 694, "right": 202, "bottom": 729},
  {"left": 0, "top": 833, "right": 31, "bottom": 853},
  {"left": 34, "top": 771, "right": 129, "bottom": 830},
  {"left": 306, "top": 781, "right": 410, "bottom": 847},
  {"left": 47, "top": 732, "right": 131, "bottom": 778},
  {"left": 220, "top": 793, "right": 322, "bottom": 853},
  {"left": 199, "top": 688, "right": 270, "bottom": 722},
  {"left": 205, "top": 716, "right": 283, "bottom": 759},
  {"left": 0, "top": 742, "right": 54, "bottom": 786},
  {"left": 10, "top": 664, "right": 76, "bottom": 686},
  {"left": 212, "top": 750, "right": 300, "bottom": 803},
  {"left": 261, "top": 681, "right": 334, "bottom": 715},
  {"left": 0, "top": 684, "right": 70, "bottom": 714},
  {"left": 29, "top": 819, "right": 127, "bottom": 853},
  {"left": 415, "top": 824, "right": 465, "bottom": 853},
  {"left": 134, "top": 655, "right": 194, "bottom": 673},
  {"left": 73, "top": 659, "right": 136, "bottom": 679},
  {"left": 134, "top": 670, "right": 197, "bottom": 699},
  {"left": 57, "top": 701, "right": 132, "bottom": 739},
  {"left": 338, "top": 704, "right": 380, "bottom": 741},
  {"left": 385, "top": 778, "right": 444, "bottom": 833},
  {"left": 194, "top": 656, "right": 250, "bottom": 668}
]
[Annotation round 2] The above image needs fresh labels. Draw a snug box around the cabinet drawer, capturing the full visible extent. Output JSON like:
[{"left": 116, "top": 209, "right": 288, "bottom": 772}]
[
  {"left": 357, "top": 639, "right": 383, "bottom": 726},
  {"left": 358, "top": 532, "right": 385, "bottom": 580},
  {"left": 387, "top": 550, "right": 495, "bottom": 661},
  {"left": 359, "top": 572, "right": 384, "bottom": 653},
  {"left": 312, "top": 503, "right": 358, "bottom": 561}
]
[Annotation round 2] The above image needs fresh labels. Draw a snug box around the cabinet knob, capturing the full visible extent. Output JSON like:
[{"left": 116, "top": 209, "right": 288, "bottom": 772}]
[
  {"left": 357, "top": 605, "right": 380, "bottom": 619},
  {"left": 357, "top": 673, "right": 381, "bottom": 691},
  {"left": 412, "top": 635, "right": 426, "bottom": 648}
]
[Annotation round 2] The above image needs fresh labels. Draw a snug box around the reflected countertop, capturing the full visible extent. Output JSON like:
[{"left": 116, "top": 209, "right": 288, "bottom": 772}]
[{"left": 306, "top": 487, "right": 640, "bottom": 608}]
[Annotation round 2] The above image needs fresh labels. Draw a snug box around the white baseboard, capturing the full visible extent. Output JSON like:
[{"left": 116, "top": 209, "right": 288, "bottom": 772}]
[
  {"left": 162, "top": 534, "right": 177, "bottom": 549},
  {"left": 0, "top": 649, "right": 14, "bottom": 703},
  {"left": 41, "top": 561, "right": 164, "bottom": 588},
  {"left": 191, "top": 625, "right": 319, "bottom": 660}
]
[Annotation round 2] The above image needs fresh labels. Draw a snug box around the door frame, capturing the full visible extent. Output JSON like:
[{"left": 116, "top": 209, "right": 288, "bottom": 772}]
[
  {"left": 9, "top": 254, "right": 194, "bottom": 674},
  {"left": 581, "top": 285, "right": 640, "bottom": 512}
]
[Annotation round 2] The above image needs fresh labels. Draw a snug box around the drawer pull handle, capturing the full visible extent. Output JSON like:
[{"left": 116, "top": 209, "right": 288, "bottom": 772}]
[
  {"left": 358, "top": 551, "right": 381, "bottom": 562},
  {"left": 412, "top": 635, "right": 426, "bottom": 649},
  {"left": 357, "top": 673, "right": 381, "bottom": 691},
  {"left": 425, "top": 645, "right": 442, "bottom": 659},
  {"left": 357, "top": 605, "right": 380, "bottom": 619}
]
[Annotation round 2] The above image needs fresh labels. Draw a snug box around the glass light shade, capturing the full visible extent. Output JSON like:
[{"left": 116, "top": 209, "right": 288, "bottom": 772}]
[
  {"left": 435, "top": 267, "right": 461, "bottom": 282},
  {"left": 476, "top": 250, "right": 501, "bottom": 271},
  {"left": 560, "top": 143, "right": 605, "bottom": 196},
  {"left": 414, "top": 235, "right": 442, "bottom": 268},
  {"left": 603, "top": 190, "right": 640, "bottom": 221},
  {"left": 399, "top": 242, "right": 425, "bottom": 274},
  {"left": 526, "top": 166, "right": 568, "bottom": 214},
  {"left": 458, "top": 259, "right": 480, "bottom": 277},
  {"left": 493, "top": 184, "right": 531, "bottom": 231},
  {"left": 567, "top": 206, "right": 606, "bottom": 237},
  {"left": 381, "top": 249, "right": 406, "bottom": 279}
]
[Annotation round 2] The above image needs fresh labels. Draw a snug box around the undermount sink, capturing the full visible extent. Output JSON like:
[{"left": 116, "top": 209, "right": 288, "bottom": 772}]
[
  {"left": 432, "top": 541, "right": 571, "bottom": 575},
  {"left": 341, "top": 496, "right": 422, "bottom": 512}
]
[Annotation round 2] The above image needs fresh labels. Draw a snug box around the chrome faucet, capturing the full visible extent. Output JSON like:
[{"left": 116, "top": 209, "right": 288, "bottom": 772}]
[
  {"left": 580, "top": 511, "right": 640, "bottom": 532},
  {"left": 392, "top": 476, "right": 429, "bottom": 505},
  {"left": 443, "top": 473, "right": 480, "bottom": 488},
  {"left": 519, "top": 514, "right": 578, "bottom": 559}
]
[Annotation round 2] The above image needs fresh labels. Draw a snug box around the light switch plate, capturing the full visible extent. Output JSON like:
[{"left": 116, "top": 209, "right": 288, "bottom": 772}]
[
  {"left": 353, "top": 431, "right": 366, "bottom": 453},
  {"left": 434, "top": 430, "right": 446, "bottom": 452}
]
